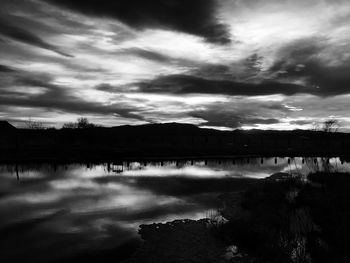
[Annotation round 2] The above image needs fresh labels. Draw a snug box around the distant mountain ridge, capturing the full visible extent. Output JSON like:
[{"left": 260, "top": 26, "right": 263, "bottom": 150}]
[
  {"left": 0, "top": 121, "right": 348, "bottom": 135},
  {"left": 108, "top": 123, "right": 213, "bottom": 136},
  {"left": 1, "top": 121, "right": 350, "bottom": 162},
  {"left": 0, "top": 121, "right": 16, "bottom": 131}
]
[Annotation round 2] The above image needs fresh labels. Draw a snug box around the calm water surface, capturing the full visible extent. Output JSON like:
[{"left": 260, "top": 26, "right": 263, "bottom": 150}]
[{"left": 0, "top": 157, "right": 349, "bottom": 262}]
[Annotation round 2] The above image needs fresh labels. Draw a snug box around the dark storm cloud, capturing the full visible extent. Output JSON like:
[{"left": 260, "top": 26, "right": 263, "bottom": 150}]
[
  {"left": 191, "top": 64, "right": 233, "bottom": 79},
  {"left": 1, "top": 0, "right": 93, "bottom": 35},
  {"left": 269, "top": 39, "right": 350, "bottom": 96},
  {"left": 121, "top": 48, "right": 173, "bottom": 63},
  {"left": 137, "top": 74, "right": 309, "bottom": 96},
  {"left": 0, "top": 90, "right": 143, "bottom": 121},
  {"left": 0, "top": 68, "right": 144, "bottom": 120},
  {"left": 45, "top": 0, "right": 231, "bottom": 44},
  {"left": 191, "top": 55, "right": 264, "bottom": 81},
  {"left": 274, "top": 61, "right": 350, "bottom": 96},
  {"left": 0, "top": 65, "right": 15, "bottom": 73},
  {"left": 117, "top": 47, "right": 200, "bottom": 67},
  {"left": 0, "top": 17, "right": 72, "bottom": 57},
  {"left": 190, "top": 110, "right": 281, "bottom": 129},
  {"left": 138, "top": 39, "right": 350, "bottom": 97}
]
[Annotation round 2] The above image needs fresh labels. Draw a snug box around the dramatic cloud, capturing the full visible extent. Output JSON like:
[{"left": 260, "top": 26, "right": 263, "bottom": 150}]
[
  {"left": 45, "top": 0, "right": 231, "bottom": 44},
  {"left": 0, "top": 66, "right": 146, "bottom": 123},
  {"left": 0, "top": 17, "right": 72, "bottom": 57},
  {"left": 0, "top": 65, "right": 15, "bottom": 73},
  {"left": 188, "top": 99, "right": 288, "bottom": 129},
  {"left": 268, "top": 39, "right": 350, "bottom": 96},
  {"left": 1, "top": 0, "right": 350, "bottom": 130},
  {"left": 191, "top": 111, "right": 281, "bottom": 129},
  {"left": 137, "top": 74, "right": 311, "bottom": 96}
]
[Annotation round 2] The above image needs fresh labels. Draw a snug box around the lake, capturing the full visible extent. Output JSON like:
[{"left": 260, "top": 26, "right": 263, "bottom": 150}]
[{"left": 0, "top": 157, "right": 349, "bottom": 262}]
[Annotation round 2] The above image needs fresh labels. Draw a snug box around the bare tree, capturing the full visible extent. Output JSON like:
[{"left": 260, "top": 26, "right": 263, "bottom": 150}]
[
  {"left": 311, "top": 122, "right": 320, "bottom": 132},
  {"left": 77, "top": 117, "right": 92, "bottom": 129},
  {"left": 62, "top": 122, "right": 77, "bottom": 129},
  {"left": 322, "top": 119, "right": 340, "bottom": 133},
  {"left": 62, "top": 117, "right": 96, "bottom": 129},
  {"left": 25, "top": 119, "right": 44, "bottom": 130},
  {"left": 312, "top": 119, "right": 340, "bottom": 133}
]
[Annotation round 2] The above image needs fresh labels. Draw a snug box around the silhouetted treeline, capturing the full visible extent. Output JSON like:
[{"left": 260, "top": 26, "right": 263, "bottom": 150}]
[{"left": 1, "top": 121, "right": 350, "bottom": 162}]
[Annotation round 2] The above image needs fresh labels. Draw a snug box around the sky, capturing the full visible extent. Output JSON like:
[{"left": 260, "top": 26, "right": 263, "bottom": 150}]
[{"left": 0, "top": 0, "right": 350, "bottom": 130}]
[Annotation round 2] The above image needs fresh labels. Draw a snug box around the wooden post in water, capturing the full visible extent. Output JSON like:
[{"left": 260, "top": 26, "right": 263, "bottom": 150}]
[{"left": 15, "top": 163, "right": 19, "bottom": 180}]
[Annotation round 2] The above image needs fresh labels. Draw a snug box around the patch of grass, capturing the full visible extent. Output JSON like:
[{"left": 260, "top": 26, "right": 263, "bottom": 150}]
[
  {"left": 297, "top": 172, "right": 350, "bottom": 263},
  {"left": 218, "top": 173, "right": 350, "bottom": 263}
]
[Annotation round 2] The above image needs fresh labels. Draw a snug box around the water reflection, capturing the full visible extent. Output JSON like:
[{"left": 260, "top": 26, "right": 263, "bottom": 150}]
[
  {"left": 105, "top": 157, "right": 349, "bottom": 178},
  {"left": 0, "top": 157, "right": 349, "bottom": 262}
]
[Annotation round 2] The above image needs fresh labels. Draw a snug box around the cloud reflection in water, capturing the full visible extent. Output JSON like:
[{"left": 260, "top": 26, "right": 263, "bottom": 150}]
[{"left": 0, "top": 158, "right": 349, "bottom": 262}]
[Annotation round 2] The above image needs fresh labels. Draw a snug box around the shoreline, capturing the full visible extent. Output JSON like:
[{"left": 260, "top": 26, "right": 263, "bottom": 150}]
[
  {"left": 126, "top": 171, "right": 350, "bottom": 262},
  {"left": 0, "top": 154, "right": 349, "bottom": 165}
]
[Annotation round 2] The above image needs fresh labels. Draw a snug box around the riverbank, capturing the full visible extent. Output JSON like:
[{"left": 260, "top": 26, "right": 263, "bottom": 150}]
[
  {"left": 127, "top": 219, "right": 227, "bottom": 263},
  {"left": 126, "top": 171, "right": 350, "bottom": 263}
]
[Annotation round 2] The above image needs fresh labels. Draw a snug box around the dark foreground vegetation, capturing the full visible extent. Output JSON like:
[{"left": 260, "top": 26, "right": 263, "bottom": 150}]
[
  {"left": 219, "top": 172, "right": 350, "bottom": 263},
  {"left": 1, "top": 121, "right": 350, "bottom": 162},
  {"left": 128, "top": 172, "right": 350, "bottom": 263}
]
